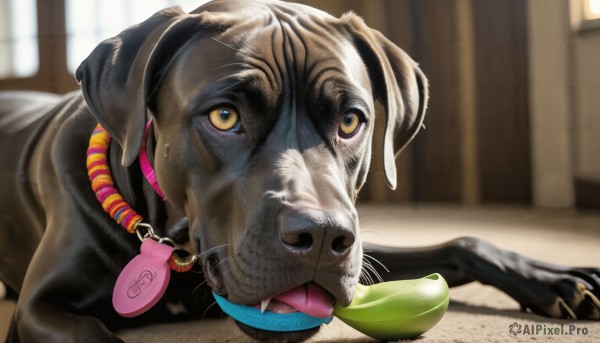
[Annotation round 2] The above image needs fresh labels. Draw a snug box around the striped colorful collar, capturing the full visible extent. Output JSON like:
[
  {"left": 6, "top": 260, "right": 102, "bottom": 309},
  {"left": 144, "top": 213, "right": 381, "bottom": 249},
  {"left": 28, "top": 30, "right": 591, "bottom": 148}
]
[{"left": 86, "top": 122, "right": 195, "bottom": 272}]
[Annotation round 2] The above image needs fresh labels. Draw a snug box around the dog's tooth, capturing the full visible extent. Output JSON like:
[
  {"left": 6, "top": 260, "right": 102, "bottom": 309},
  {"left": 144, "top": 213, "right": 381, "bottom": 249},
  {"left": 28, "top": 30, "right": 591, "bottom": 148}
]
[{"left": 260, "top": 298, "right": 271, "bottom": 313}]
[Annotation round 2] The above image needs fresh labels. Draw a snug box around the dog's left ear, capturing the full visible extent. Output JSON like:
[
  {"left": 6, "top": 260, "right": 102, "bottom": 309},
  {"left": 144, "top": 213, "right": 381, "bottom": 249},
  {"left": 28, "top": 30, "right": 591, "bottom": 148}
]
[
  {"left": 342, "top": 15, "right": 428, "bottom": 190},
  {"left": 75, "top": 7, "right": 210, "bottom": 166}
]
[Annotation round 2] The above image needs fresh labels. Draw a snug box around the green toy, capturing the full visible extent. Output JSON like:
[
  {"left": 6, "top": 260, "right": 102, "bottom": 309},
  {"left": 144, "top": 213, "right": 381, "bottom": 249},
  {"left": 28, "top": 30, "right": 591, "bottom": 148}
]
[
  {"left": 334, "top": 273, "right": 449, "bottom": 340},
  {"left": 214, "top": 273, "right": 449, "bottom": 341}
]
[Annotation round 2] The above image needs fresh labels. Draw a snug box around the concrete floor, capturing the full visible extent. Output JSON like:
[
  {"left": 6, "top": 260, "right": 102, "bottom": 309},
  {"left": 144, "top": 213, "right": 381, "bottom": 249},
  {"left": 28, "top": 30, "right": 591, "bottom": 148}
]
[{"left": 2, "top": 205, "right": 600, "bottom": 342}]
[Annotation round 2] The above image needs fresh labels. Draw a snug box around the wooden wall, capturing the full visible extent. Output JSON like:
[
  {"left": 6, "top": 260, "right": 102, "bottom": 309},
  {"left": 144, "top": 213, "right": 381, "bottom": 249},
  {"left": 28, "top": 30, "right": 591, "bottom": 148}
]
[
  {"left": 301, "top": 0, "right": 532, "bottom": 205},
  {"left": 0, "top": 0, "right": 76, "bottom": 93},
  {"left": 0, "top": 0, "right": 533, "bottom": 205},
  {"left": 472, "top": 0, "right": 530, "bottom": 203}
]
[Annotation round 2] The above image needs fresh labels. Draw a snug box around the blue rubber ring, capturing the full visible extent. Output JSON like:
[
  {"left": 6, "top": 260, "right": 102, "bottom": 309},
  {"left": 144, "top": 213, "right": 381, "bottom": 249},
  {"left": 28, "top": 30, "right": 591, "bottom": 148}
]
[{"left": 213, "top": 292, "right": 333, "bottom": 332}]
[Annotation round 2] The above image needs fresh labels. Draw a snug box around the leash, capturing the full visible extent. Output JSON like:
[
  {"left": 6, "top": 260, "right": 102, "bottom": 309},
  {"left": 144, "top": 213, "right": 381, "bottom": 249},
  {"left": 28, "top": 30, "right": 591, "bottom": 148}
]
[{"left": 87, "top": 122, "right": 197, "bottom": 317}]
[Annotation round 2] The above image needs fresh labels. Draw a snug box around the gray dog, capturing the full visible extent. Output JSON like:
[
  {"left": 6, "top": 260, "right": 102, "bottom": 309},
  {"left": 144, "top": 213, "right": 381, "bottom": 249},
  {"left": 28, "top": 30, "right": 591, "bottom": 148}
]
[{"left": 1, "top": 1, "right": 598, "bottom": 342}]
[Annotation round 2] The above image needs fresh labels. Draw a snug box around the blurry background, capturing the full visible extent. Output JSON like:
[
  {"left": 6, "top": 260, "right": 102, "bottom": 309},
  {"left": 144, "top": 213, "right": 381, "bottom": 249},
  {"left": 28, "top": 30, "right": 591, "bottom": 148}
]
[
  {"left": 1, "top": 1, "right": 600, "bottom": 341},
  {"left": 0, "top": 0, "right": 599, "bottom": 210}
]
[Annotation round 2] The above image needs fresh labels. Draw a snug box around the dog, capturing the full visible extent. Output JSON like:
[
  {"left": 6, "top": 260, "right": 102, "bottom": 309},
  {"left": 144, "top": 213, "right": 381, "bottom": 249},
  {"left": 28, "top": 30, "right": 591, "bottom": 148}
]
[{"left": 1, "top": 1, "right": 598, "bottom": 342}]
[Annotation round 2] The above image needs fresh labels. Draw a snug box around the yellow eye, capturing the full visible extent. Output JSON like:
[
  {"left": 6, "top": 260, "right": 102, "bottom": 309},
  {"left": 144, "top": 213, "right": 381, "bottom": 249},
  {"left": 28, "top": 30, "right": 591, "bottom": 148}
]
[
  {"left": 339, "top": 111, "right": 361, "bottom": 137},
  {"left": 208, "top": 107, "right": 240, "bottom": 131}
]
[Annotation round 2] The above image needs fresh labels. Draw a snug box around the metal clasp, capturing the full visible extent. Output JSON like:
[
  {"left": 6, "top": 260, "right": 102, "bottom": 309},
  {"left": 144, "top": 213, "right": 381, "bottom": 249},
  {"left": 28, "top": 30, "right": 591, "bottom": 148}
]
[
  {"left": 133, "top": 221, "right": 198, "bottom": 272},
  {"left": 135, "top": 222, "right": 159, "bottom": 242}
]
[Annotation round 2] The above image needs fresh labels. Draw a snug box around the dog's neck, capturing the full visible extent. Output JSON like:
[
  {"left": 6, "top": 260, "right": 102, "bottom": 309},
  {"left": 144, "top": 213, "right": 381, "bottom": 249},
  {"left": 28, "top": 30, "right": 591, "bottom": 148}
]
[
  {"left": 90, "top": 124, "right": 193, "bottom": 265},
  {"left": 104, "top": 127, "right": 169, "bottom": 236}
]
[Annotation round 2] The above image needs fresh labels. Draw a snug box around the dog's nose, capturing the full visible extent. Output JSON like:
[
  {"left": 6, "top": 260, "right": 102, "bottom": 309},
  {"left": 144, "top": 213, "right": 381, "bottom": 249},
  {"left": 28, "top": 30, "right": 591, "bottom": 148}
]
[{"left": 279, "top": 207, "right": 355, "bottom": 263}]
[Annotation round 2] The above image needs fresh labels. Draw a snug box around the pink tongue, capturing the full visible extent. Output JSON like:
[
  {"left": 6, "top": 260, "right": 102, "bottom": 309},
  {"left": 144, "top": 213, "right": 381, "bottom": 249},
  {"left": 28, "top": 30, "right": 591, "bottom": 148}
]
[{"left": 273, "top": 283, "right": 333, "bottom": 319}]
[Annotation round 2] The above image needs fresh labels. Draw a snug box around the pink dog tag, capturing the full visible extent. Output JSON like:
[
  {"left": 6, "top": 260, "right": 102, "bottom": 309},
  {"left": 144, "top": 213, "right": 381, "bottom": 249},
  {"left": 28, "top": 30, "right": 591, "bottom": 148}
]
[{"left": 113, "top": 239, "right": 173, "bottom": 317}]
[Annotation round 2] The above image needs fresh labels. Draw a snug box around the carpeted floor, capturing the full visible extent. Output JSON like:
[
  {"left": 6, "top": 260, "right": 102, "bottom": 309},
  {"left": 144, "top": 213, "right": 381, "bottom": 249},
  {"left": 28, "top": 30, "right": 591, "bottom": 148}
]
[{"left": 2, "top": 205, "right": 599, "bottom": 342}]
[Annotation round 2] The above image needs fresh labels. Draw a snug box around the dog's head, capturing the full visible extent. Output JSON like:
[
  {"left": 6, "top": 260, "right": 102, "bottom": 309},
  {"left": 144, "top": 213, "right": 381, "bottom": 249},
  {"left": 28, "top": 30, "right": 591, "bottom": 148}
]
[{"left": 77, "top": 0, "right": 427, "bottom": 340}]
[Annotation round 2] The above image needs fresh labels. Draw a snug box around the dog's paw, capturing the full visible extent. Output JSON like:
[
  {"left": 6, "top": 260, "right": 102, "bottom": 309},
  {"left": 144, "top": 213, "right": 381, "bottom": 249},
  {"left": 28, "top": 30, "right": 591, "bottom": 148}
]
[
  {"left": 459, "top": 237, "right": 599, "bottom": 321},
  {"left": 521, "top": 265, "right": 600, "bottom": 320}
]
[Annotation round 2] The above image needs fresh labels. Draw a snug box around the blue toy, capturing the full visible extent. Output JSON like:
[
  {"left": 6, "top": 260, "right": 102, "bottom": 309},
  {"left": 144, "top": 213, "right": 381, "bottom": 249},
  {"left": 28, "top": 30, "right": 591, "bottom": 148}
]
[{"left": 213, "top": 273, "right": 449, "bottom": 340}]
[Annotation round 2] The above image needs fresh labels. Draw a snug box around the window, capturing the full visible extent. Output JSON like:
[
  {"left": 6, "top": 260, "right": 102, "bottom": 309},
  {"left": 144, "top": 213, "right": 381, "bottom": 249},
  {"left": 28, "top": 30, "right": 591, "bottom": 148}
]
[
  {"left": 581, "top": 0, "right": 600, "bottom": 30},
  {"left": 0, "top": 0, "right": 39, "bottom": 78},
  {"left": 584, "top": 0, "right": 600, "bottom": 19},
  {"left": 65, "top": 0, "right": 209, "bottom": 73}
]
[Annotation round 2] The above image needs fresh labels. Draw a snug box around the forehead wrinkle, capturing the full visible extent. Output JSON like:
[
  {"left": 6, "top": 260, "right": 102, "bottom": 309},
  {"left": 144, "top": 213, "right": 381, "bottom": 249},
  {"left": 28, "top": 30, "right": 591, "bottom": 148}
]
[
  {"left": 223, "top": 20, "right": 287, "bottom": 95},
  {"left": 216, "top": 6, "right": 353, "bottom": 98},
  {"left": 241, "top": 52, "right": 279, "bottom": 91},
  {"left": 238, "top": 68, "right": 279, "bottom": 110},
  {"left": 303, "top": 46, "right": 371, "bottom": 112},
  {"left": 237, "top": 26, "right": 285, "bottom": 96},
  {"left": 185, "top": 71, "right": 257, "bottom": 113},
  {"left": 273, "top": 14, "right": 366, "bottom": 100},
  {"left": 272, "top": 9, "right": 348, "bottom": 88},
  {"left": 234, "top": 10, "right": 332, "bottom": 89},
  {"left": 305, "top": 62, "right": 345, "bottom": 95},
  {"left": 205, "top": 5, "right": 371, "bottom": 122}
]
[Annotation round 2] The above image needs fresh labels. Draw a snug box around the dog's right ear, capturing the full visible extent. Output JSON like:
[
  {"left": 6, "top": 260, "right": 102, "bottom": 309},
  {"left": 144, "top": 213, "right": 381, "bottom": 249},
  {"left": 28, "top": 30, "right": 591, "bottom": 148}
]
[{"left": 76, "top": 7, "right": 206, "bottom": 166}]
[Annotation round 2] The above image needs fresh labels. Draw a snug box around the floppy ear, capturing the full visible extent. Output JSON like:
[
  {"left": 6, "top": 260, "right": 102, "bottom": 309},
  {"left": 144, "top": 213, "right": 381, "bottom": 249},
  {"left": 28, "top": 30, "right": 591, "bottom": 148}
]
[
  {"left": 76, "top": 7, "right": 207, "bottom": 166},
  {"left": 342, "top": 15, "right": 428, "bottom": 190}
]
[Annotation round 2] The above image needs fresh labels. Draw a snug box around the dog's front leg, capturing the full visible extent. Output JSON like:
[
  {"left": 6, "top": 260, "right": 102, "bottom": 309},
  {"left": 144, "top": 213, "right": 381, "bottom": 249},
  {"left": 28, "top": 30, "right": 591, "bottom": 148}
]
[
  {"left": 363, "top": 239, "right": 476, "bottom": 287},
  {"left": 9, "top": 224, "right": 124, "bottom": 343},
  {"left": 364, "top": 237, "right": 600, "bottom": 320},
  {"left": 8, "top": 305, "right": 122, "bottom": 343}
]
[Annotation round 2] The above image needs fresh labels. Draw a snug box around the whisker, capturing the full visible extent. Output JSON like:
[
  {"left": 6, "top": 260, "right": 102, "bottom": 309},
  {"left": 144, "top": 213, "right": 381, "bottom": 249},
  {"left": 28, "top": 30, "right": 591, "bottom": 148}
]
[
  {"left": 363, "top": 253, "right": 390, "bottom": 273},
  {"left": 202, "top": 300, "right": 221, "bottom": 319},
  {"left": 360, "top": 230, "right": 381, "bottom": 237},
  {"left": 219, "top": 80, "right": 243, "bottom": 92},
  {"left": 216, "top": 62, "right": 247, "bottom": 70},
  {"left": 360, "top": 268, "right": 374, "bottom": 285},
  {"left": 195, "top": 244, "right": 231, "bottom": 258},
  {"left": 365, "top": 273, "right": 374, "bottom": 285},
  {"left": 191, "top": 255, "right": 236, "bottom": 296},
  {"left": 210, "top": 254, "right": 236, "bottom": 272},
  {"left": 363, "top": 262, "right": 384, "bottom": 283},
  {"left": 211, "top": 36, "right": 242, "bottom": 53},
  {"left": 358, "top": 214, "right": 374, "bottom": 222},
  {"left": 191, "top": 279, "right": 208, "bottom": 296},
  {"left": 362, "top": 259, "right": 377, "bottom": 281},
  {"left": 362, "top": 258, "right": 385, "bottom": 283}
]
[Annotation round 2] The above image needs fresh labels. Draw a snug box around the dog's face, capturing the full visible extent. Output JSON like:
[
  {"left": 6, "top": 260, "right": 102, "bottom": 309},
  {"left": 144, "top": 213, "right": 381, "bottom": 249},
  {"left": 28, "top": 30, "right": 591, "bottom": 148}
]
[
  {"left": 153, "top": 5, "right": 372, "bottom": 302},
  {"left": 77, "top": 0, "right": 427, "bottom": 341}
]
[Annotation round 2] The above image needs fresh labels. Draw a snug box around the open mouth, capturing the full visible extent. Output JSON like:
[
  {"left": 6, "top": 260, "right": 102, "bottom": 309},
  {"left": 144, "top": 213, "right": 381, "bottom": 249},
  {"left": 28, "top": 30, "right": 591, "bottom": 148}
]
[
  {"left": 253, "top": 282, "right": 334, "bottom": 318},
  {"left": 213, "top": 282, "right": 335, "bottom": 341}
]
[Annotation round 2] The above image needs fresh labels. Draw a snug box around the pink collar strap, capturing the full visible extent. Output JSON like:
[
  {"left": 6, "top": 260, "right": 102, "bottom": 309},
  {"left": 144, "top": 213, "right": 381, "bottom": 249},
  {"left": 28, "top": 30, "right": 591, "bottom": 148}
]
[{"left": 140, "top": 120, "right": 166, "bottom": 200}]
